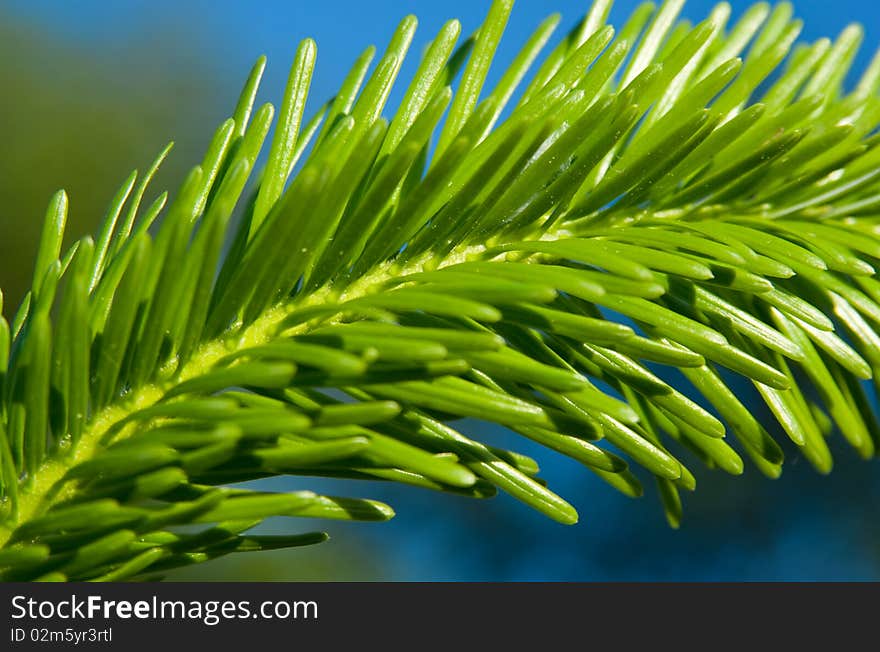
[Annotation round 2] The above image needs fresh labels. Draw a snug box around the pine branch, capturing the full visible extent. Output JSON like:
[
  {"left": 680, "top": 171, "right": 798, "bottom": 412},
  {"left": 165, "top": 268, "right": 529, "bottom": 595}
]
[{"left": 1, "top": 0, "right": 880, "bottom": 580}]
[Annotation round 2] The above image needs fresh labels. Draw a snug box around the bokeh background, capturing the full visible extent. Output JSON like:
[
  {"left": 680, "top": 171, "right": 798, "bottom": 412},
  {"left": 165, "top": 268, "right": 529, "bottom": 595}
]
[{"left": 2, "top": 0, "right": 879, "bottom": 580}]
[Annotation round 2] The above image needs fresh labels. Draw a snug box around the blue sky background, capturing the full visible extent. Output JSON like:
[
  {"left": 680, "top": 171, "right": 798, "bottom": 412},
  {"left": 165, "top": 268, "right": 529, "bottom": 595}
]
[
  {"left": 7, "top": 0, "right": 880, "bottom": 146},
  {"left": 3, "top": 1, "right": 880, "bottom": 580}
]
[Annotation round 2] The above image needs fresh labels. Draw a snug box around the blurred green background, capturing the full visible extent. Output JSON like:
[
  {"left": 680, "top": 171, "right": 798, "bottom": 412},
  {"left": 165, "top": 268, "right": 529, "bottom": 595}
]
[
  {"left": 2, "top": 1, "right": 879, "bottom": 581},
  {"left": 0, "top": 20, "right": 201, "bottom": 311}
]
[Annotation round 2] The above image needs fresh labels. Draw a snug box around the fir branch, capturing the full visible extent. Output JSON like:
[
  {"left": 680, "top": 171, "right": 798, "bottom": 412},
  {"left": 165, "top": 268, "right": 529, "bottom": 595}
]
[{"left": 1, "top": 0, "right": 880, "bottom": 581}]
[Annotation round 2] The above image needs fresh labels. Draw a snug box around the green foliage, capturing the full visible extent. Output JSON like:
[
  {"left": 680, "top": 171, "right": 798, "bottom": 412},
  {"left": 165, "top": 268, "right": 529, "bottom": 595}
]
[{"left": 2, "top": 0, "right": 880, "bottom": 580}]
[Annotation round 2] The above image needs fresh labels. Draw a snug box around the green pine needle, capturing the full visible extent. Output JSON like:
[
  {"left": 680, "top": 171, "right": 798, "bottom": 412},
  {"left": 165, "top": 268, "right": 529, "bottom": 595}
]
[{"left": 2, "top": 0, "right": 880, "bottom": 580}]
